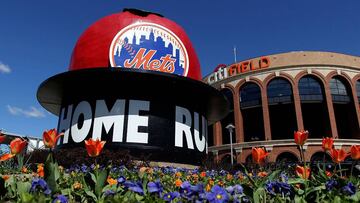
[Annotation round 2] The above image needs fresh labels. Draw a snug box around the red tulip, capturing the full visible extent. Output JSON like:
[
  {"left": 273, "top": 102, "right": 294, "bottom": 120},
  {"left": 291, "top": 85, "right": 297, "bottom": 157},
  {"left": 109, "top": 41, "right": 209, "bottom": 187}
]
[
  {"left": 84, "top": 138, "right": 106, "bottom": 157},
  {"left": 296, "top": 165, "right": 310, "bottom": 179},
  {"left": 322, "top": 137, "right": 334, "bottom": 151},
  {"left": 0, "top": 134, "right": 5, "bottom": 143},
  {"left": 9, "top": 138, "right": 27, "bottom": 155},
  {"left": 43, "top": 129, "right": 63, "bottom": 149},
  {"left": 350, "top": 145, "right": 360, "bottom": 160},
  {"left": 329, "top": 148, "right": 348, "bottom": 163},
  {"left": 294, "top": 130, "right": 308, "bottom": 146},
  {"left": 252, "top": 147, "right": 269, "bottom": 164},
  {"left": 0, "top": 138, "right": 27, "bottom": 162},
  {"left": 0, "top": 154, "right": 15, "bottom": 161}
]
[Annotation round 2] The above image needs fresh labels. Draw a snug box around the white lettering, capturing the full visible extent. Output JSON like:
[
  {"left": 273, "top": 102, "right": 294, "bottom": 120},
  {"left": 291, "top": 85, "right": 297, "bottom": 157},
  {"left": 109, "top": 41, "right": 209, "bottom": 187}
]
[
  {"left": 71, "top": 101, "right": 92, "bottom": 143},
  {"left": 126, "top": 100, "right": 150, "bottom": 143},
  {"left": 194, "top": 112, "right": 206, "bottom": 152},
  {"left": 175, "top": 106, "right": 194, "bottom": 149},
  {"left": 92, "top": 100, "right": 126, "bottom": 142},
  {"left": 59, "top": 105, "right": 73, "bottom": 144}
]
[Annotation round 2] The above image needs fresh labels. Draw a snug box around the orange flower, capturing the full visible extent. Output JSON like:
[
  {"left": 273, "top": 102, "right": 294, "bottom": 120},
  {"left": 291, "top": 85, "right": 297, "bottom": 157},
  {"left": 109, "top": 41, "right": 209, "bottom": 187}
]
[
  {"left": 175, "top": 179, "right": 182, "bottom": 187},
  {"left": 226, "top": 174, "right": 233, "bottom": 181},
  {"left": 322, "top": 137, "right": 334, "bottom": 151},
  {"left": 84, "top": 138, "right": 106, "bottom": 157},
  {"left": 43, "top": 129, "right": 63, "bottom": 149},
  {"left": 37, "top": 164, "right": 44, "bottom": 177},
  {"left": 329, "top": 148, "right": 348, "bottom": 163},
  {"left": 2, "top": 175, "right": 10, "bottom": 181},
  {"left": 107, "top": 177, "right": 117, "bottom": 186},
  {"left": 0, "top": 134, "right": 5, "bottom": 143},
  {"left": 294, "top": 130, "right": 308, "bottom": 146},
  {"left": 237, "top": 174, "right": 244, "bottom": 180},
  {"left": 205, "top": 184, "right": 211, "bottom": 192},
  {"left": 73, "top": 181, "right": 82, "bottom": 190},
  {"left": 296, "top": 165, "right": 310, "bottom": 179},
  {"left": 252, "top": 147, "right": 269, "bottom": 164},
  {"left": 257, "top": 171, "right": 268, "bottom": 177},
  {"left": 22, "top": 166, "right": 28, "bottom": 173},
  {"left": 0, "top": 138, "right": 27, "bottom": 162},
  {"left": 175, "top": 172, "right": 182, "bottom": 178},
  {"left": 209, "top": 179, "right": 215, "bottom": 186},
  {"left": 325, "top": 171, "right": 332, "bottom": 177},
  {"left": 350, "top": 145, "right": 360, "bottom": 160},
  {"left": 200, "top": 171, "right": 206, "bottom": 178}
]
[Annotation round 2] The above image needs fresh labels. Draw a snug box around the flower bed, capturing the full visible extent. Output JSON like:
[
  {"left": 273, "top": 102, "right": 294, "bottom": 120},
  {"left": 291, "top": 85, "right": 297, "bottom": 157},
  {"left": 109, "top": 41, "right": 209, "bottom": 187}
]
[{"left": 0, "top": 130, "right": 360, "bottom": 202}]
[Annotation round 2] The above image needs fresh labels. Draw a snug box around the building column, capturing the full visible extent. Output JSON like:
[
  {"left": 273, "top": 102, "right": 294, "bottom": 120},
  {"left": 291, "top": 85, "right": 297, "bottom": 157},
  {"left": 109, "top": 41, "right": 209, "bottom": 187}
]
[
  {"left": 213, "top": 121, "right": 223, "bottom": 146},
  {"left": 233, "top": 90, "right": 244, "bottom": 143},
  {"left": 324, "top": 83, "right": 338, "bottom": 138},
  {"left": 293, "top": 82, "right": 304, "bottom": 130},
  {"left": 261, "top": 86, "right": 272, "bottom": 140},
  {"left": 350, "top": 83, "right": 360, "bottom": 139}
]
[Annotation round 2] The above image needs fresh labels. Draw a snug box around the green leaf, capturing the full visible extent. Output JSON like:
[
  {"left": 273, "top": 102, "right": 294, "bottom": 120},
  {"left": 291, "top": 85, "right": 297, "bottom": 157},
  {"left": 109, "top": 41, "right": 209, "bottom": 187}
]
[
  {"left": 95, "top": 168, "right": 109, "bottom": 198},
  {"left": 90, "top": 172, "right": 97, "bottom": 184},
  {"left": 253, "top": 187, "right": 266, "bottom": 203},
  {"left": 16, "top": 181, "right": 31, "bottom": 194},
  {"left": 267, "top": 170, "right": 281, "bottom": 181},
  {"left": 135, "top": 193, "right": 144, "bottom": 202},
  {"left": 305, "top": 185, "right": 325, "bottom": 195},
  {"left": 44, "top": 153, "right": 60, "bottom": 193},
  {"left": 295, "top": 195, "right": 307, "bottom": 203},
  {"left": 20, "top": 192, "right": 34, "bottom": 203},
  {"left": 85, "top": 189, "right": 98, "bottom": 201},
  {"left": 348, "top": 191, "right": 360, "bottom": 201},
  {"left": 61, "top": 188, "right": 71, "bottom": 196},
  {"left": 333, "top": 196, "right": 342, "bottom": 203}
]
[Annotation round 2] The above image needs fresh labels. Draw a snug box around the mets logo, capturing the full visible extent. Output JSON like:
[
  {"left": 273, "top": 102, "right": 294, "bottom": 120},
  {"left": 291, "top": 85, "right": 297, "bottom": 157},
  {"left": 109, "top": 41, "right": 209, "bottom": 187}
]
[{"left": 109, "top": 22, "right": 189, "bottom": 76}]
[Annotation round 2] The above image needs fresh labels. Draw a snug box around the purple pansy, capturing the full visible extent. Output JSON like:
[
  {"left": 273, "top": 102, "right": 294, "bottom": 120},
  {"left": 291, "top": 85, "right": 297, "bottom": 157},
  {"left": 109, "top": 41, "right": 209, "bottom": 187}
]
[
  {"left": 342, "top": 182, "right": 356, "bottom": 196},
  {"left": 52, "top": 195, "right": 68, "bottom": 203},
  {"left": 30, "top": 178, "right": 51, "bottom": 195},
  {"left": 148, "top": 180, "right": 163, "bottom": 195},
  {"left": 124, "top": 181, "right": 144, "bottom": 195},
  {"left": 162, "top": 191, "right": 180, "bottom": 202},
  {"left": 206, "top": 185, "right": 229, "bottom": 203}
]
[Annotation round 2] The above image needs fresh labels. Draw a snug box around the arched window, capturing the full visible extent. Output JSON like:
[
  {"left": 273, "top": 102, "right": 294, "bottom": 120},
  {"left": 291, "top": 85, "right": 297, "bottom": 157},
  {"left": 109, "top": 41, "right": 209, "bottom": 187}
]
[
  {"left": 267, "top": 78, "right": 297, "bottom": 140},
  {"left": 330, "top": 77, "right": 350, "bottom": 103},
  {"left": 298, "top": 76, "right": 324, "bottom": 102},
  {"left": 240, "top": 83, "right": 261, "bottom": 108},
  {"left": 276, "top": 152, "right": 299, "bottom": 163},
  {"left": 240, "top": 82, "right": 265, "bottom": 141},
  {"left": 356, "top": 80, "right": 360, "bottom": 103},
  {"left": 330, "top": 76, "right": 359, "bottom": 139},
  {"left": 298, "top": 76, "right": 331, "bottom": 138},
  {"left": 267, "top": 78, "right": 293, "bottom": 104}
]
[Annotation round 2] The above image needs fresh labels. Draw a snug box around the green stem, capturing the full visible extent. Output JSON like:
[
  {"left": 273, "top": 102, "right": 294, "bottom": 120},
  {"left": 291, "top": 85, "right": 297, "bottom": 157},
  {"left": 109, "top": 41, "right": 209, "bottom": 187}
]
[
  {"left": 350, "top": 160, "right": 354, "bottom": 179},
  {"left": 300, "top": 145, "right": 308, "bottom": 194},
  {"left": 323, "top": 152, "right": 326, "bottom": 172},
  {"left": 338, "top": 163, "right": 342, "bottom": 177},
  {"left": 238, "top": 162, "right": 257, "bottom": 187}
]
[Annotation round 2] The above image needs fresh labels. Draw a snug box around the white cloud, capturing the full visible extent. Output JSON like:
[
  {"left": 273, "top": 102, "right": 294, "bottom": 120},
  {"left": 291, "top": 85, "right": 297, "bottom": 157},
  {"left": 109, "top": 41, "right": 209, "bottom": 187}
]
[
  {"left": 0, "top": 62, "right": 11, "bottom": 74},
  {"left": 7, "top": 105, "right": 46, "bottom": 118}
]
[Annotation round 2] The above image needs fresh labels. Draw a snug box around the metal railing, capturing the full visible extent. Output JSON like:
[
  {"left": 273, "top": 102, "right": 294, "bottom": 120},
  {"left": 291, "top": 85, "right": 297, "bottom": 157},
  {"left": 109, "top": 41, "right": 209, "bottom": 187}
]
[{"left": 208, "top": 138, "right": 360, "bottom": 152}]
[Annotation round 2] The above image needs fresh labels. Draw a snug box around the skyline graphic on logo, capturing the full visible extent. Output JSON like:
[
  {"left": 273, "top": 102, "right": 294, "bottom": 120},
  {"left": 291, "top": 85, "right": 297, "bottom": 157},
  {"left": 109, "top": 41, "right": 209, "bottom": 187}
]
[{"left": 109, "top": 23, "right": 189, "bottom": 76}]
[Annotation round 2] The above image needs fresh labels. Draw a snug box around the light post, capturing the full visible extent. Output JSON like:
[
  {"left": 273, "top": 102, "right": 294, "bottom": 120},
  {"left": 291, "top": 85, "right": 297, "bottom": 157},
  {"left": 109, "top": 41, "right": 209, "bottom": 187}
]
[{"left": 226, "top": 123, "right": 235, "bottom": 166}]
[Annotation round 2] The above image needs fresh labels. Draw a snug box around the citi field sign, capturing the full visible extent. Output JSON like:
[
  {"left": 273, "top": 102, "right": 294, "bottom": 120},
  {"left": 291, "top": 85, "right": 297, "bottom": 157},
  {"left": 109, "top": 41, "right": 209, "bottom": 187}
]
[{"left": 37, "top": 9, "right": 228, "bottom": 164}]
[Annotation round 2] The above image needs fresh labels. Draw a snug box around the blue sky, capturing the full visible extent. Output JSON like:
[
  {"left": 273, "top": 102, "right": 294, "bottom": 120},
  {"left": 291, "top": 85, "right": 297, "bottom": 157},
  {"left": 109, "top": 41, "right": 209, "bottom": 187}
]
[{"left": 1, "top": 0, "right": 360, "bottom": 137}]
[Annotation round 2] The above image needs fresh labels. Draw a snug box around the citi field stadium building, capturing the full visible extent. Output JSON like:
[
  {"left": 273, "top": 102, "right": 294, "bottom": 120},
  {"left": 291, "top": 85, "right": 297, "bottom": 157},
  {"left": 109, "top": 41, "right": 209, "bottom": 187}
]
[{"left": 204, "top": 51, "right": 360, "bottom": 164}]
